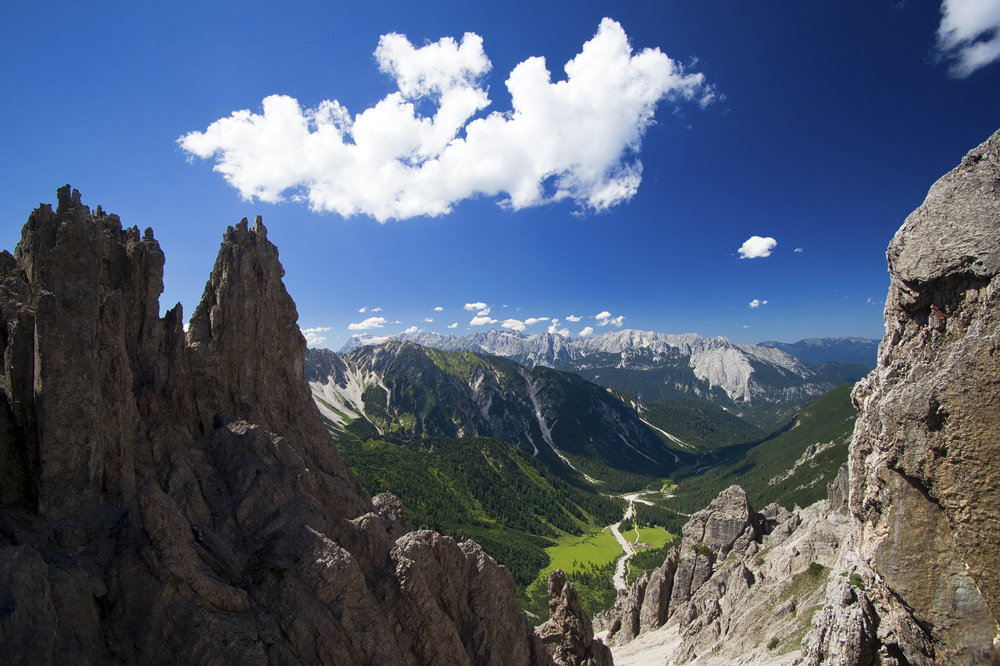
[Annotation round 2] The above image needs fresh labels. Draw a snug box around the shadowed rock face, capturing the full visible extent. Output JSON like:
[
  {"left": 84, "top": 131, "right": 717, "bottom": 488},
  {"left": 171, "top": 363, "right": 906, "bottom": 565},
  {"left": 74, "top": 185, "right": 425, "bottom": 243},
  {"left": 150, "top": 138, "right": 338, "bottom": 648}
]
[
  {"left": 803, "top": 129, "right": 1000, "bottom": 665},
  {"left": 0, "top": 187, "right": 589, "bottom": 665}
]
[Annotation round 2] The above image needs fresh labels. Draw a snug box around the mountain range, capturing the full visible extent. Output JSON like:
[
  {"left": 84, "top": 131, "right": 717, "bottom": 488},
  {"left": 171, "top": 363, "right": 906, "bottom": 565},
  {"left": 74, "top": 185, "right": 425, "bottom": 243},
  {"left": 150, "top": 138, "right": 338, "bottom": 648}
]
[
  {"left": 340, "top": 329, "right": 872, "bottom": 401},
  {"left": 305, "top": 342, "right": 680, "bottom": 488}
]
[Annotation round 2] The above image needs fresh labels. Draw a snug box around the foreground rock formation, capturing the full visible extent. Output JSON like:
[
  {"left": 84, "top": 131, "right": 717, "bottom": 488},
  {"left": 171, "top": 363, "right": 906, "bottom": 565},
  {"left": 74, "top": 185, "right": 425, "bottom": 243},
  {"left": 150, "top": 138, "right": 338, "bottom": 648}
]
[
  {"left": 798, "top": 129, "right": 1000, "bottom": 665},
  {"left": 597, "top": 482, "right": 850, "bottom": 664},
  {"left": 0, "top": 187, "right": 600, "bottom": 665}
]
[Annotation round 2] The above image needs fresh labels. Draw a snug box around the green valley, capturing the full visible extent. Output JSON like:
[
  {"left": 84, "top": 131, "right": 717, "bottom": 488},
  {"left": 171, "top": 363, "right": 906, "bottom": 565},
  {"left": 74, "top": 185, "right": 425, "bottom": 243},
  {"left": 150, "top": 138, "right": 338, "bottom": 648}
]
[{"left": 315, "top": 342, "right": 861, "bottom": 622}]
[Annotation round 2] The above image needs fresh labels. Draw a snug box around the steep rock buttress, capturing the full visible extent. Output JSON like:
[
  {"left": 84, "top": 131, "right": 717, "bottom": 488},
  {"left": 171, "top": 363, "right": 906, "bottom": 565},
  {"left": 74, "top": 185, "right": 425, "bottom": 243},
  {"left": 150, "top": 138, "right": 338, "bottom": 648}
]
[
  {"left": 802, "top": 129, "right": 1000, "bottom": 665},
  {"left": 0, "top": 187, "right": 587, "bottom": 665}
]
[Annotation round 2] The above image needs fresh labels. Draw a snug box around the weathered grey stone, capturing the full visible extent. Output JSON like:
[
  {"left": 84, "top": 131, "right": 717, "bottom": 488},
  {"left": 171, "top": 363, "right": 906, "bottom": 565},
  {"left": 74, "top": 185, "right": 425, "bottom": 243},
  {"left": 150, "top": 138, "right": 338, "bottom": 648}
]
[
  {"left": 536, "top": 570, "right": 613, "bottom": 666},
  {"left": 802, "top": 128, "right": 1000, "bottom": 665},
  {"left": 801, "top": 574, "right": 879, "bottom": 666},
  {"left": 0, "top": 189, "right": 581, "bottom": 666},
  {"left": 681, "top": 484, "right": 760, "bottom": 559},
  {"left": 827, "top": 464, "right": 850, "bottom": 516},
  {"left": 638, "top": 548, "right": 678, "bottom": 633}
]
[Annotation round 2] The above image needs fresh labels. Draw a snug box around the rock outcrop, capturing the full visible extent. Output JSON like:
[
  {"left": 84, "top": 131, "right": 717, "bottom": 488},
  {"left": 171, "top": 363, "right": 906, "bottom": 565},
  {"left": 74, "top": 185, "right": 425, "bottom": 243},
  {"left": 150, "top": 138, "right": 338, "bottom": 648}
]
[
  {"left": 600, "top": 484, "right": 850, "bottom": 665},
  {"left": 801, "top": 129, "right": 1000, "bottom": 665},
  {"left": 0, "top": 187, "right": 594, "bottom": 665},
  {"left": 536, "top": 570, "right": 614, "bottom": 666}
]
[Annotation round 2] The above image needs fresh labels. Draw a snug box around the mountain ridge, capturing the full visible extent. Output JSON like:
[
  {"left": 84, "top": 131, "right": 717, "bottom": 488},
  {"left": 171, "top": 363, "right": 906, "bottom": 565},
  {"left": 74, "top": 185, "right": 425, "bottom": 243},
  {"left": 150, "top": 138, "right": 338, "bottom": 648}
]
[
  {"left": 306, "top": 341, "right": 683, "bottom": 487},
  {"left": 337, "top": 328, "right": 853, "bottom": 409}
]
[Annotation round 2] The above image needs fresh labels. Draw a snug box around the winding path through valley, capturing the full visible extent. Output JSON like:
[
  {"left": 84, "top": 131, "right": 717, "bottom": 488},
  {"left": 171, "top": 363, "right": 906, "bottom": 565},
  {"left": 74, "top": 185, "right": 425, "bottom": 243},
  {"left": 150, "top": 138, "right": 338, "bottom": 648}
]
[{"left": 609, "top": 493, "right": 655, "bottom": 591}]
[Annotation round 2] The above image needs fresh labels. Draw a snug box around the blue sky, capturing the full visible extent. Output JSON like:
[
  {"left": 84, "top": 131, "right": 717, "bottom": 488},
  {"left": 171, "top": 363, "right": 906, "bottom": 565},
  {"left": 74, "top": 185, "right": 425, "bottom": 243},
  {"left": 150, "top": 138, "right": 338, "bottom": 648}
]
[{"left": 3, "top": 1, "right": 998, "bottom": 349}]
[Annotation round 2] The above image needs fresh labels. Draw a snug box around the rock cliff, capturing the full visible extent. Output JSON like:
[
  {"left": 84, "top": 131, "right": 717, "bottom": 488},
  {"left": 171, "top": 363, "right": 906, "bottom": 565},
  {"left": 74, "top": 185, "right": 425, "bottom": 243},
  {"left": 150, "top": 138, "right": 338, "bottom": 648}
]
[
  {"left": 801, "top": 129, "right": 1000, "bottom": 665},
  {"left": 0, "top": 187, "right": 595, "bottom": 665},
  {"left": 598, "top": 483, "right": 851, "bottom": 664}
]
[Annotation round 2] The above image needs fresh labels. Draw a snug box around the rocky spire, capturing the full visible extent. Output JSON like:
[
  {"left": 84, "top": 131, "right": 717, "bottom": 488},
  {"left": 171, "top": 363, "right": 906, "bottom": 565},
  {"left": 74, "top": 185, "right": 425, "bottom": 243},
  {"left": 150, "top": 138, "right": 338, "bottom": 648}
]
[{"left": 0, "top": 189, "right": 603, "bottom": 665}]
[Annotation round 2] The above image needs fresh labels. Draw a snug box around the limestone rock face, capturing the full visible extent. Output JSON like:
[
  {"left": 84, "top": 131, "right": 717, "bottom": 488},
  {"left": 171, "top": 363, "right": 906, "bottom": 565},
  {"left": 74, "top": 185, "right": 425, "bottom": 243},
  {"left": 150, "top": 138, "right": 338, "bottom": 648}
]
[
  {"left": 0, "top": 188, "right": 575, "bottom": 665},
  {"left": 536, "top": 570, "right": 613, "bottom": 666},
  {"left": 803, "top": 129, "right": 1000, "bottom": 664},
  {"left": 603, "top": 484, "right": 849, "bottom": 665},
  {"left": 680, "top": 484, "right": 761, "bottom": 559}
]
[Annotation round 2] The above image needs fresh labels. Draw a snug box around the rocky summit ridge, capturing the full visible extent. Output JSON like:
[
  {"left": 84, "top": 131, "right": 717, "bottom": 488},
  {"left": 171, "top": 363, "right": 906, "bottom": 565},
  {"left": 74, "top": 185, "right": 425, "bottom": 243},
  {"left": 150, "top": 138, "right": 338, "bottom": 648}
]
[
  {"left": 0, "top": 186, "right": 607, "bottom": 666},
  {"left": 340, "top": 327, "right": 838, "bottom": 407}
]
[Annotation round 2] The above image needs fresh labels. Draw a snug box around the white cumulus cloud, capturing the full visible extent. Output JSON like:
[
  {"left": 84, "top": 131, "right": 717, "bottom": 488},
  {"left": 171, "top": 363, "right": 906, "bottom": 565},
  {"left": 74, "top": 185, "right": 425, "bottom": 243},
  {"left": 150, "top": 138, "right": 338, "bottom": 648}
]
[
  {"left": 464, "top": 302, "right": 488, "bottom": 311},
  {"left": 403, "top": 325, "right": 419, "bottom": 335},
  {"left": 359, "top": 307, "right": 367, "bottom": 313},
  {"left": 470, "top": 315, "right": 498, "bottom": 326},
  {"left": 579, "top": 326, "right": 594, "bottom": 336},
  {"left": 565, "top": 315, "right": 582, "bottom": 322},
  {"left": 547, "top": 319, "right": 570, "bottom": 336},
  {"left": 595, "top": 311, "right": 624, "bottom": 327},
  {"left": 738, "top": 236, "right": 777, "bottom": 259},
  {"left": 434, "top": 306, "right": 443, "bottom": 311},
  {"left": 301, "top": 326, "right": 332, "bottom": 347},
  {"left": 447, "top": 322, "right": 458, "bottom": 329},
  {"left": 524, "top": 317, "right": 550, "bottom": 326},
  {"left": 749, "top": 299, "right": 769, "bottom": 308},
  {"left": 424, "top": 317, "right": 434, "bottom": 322},
  {"left": 502, "top": 318, "right": 526, "bottom": 331},
  {"left": 178, "top": 19, "right": 713, "bottom": 222},
  {"left": 937, "top": 0, "right": 1000, "bottom": 77},
  {"left": 349, "top": 316, "right": 387, "bottom": 330}
]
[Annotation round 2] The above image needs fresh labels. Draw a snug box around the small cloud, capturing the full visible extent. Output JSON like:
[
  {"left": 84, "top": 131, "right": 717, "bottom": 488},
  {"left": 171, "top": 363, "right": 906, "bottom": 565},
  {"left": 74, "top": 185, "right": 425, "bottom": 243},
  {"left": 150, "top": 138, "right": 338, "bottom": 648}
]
[
  {"left": 937, "top": 0, "right": 1000, "bottom": 77},
  {"left": 403, "top": 325, "right": 419, "bottom": 335},
  {"left": 349, "top": 316, "right": 387, "bottom": 330},
  {"left": 477, "top": 306, "right": 491, "bottom": 316},
  {"left": 464, "top": 302, "right": 488, "bottom": 311},
  {"left": 547, "top": 319, "right": 570, "bottom": 336},
  {"left": 447, "top": 322, "right": 458, "bottom": 329},
  {"left": 434, "top": 306, "right": 444, "bottom": 311},
  {"left": 794, "top": 247, "right": 804, "bottom": 253},
  {"left": 579, "top": 326, "right": 594, "bottom": 336},
  {"left": 748, "top": 299, "right": 768, "bottom": 308},
  {"left": 738, "top": 236, "right": 777, "bottom": 259},
  {"left": 565, "top": 315, "right": 582, "bottom": 322},
  {"left": 424, "top": 317, "right": 434, "bottom": 322},
  {"left": 301, "top": 326, "right": 333, "bottom": 347},
  {"left": 470, "top": 315, "right": 498, "bottom": 326},
  {"left": 595, "top": 311, "right": 624, "bottom": 327},
  {"left": 502, "top": 318, "right": 526, "bottom": 332},
  {"left": 524, "top": 317, "right": 550, "bottom": 326},
  {"left": 359, "top": 307, "right": 367, "bottom": 313},
  {"left": 742, "top": 325, "right": 750, "bottom": 329},
  {"left": 372, "top": 306, "right": 383, "bottom": 312}
]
